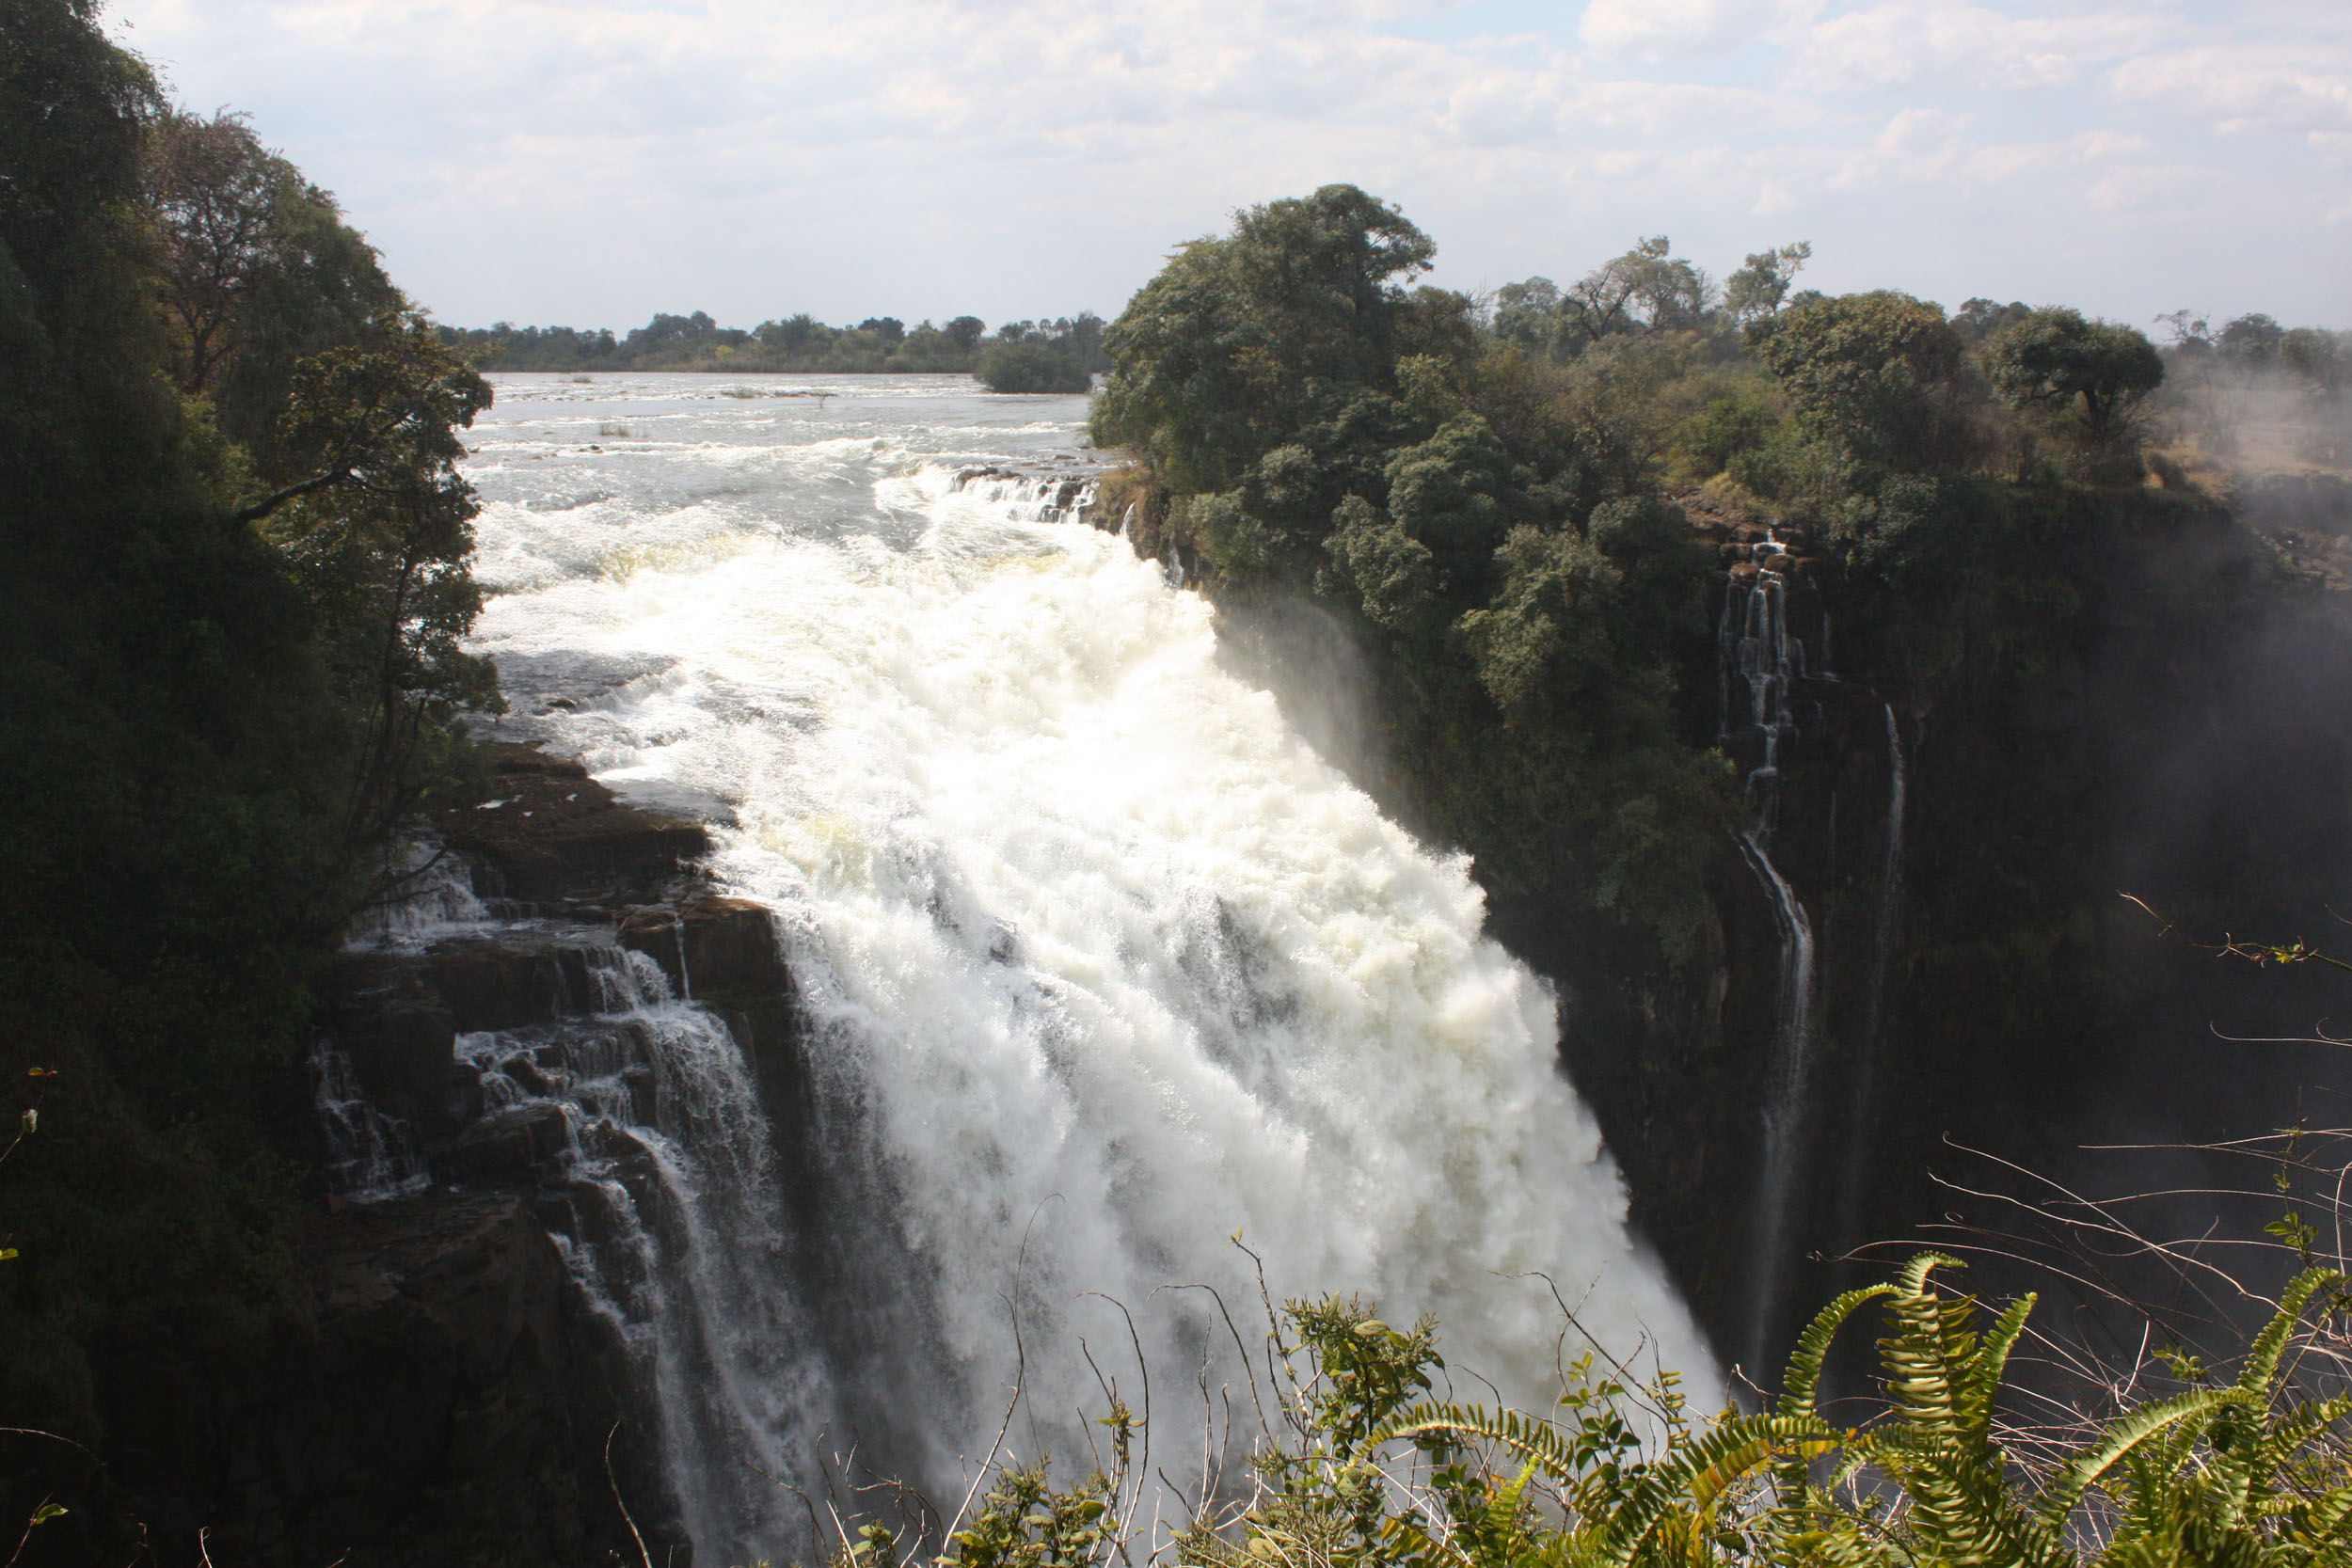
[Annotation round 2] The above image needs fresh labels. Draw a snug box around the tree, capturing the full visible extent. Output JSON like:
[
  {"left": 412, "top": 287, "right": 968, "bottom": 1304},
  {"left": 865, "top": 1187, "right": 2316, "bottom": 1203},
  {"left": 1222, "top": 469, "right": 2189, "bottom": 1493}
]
[
  {"left": 1751, "top": 291, "right": 1977, "bottom": 467},
  {"left": 143, "top": 109, "right": 298, "bottom": 393},
  {"left": 976, "top": 341, "right": 1089, "bottom": 393},
  {"left": 1490, "top": 276, "right": 1563, "bottom": 352},
  {"left": 945, "top": 314, "right": 985, "bottom": 350},
  {"left": 2282, "top": 327, "right": 2346, "bottom": 397},
  {"left": 1090, "top": 183, "right": 1435, "bottom": 491},
  {"left": 759, "top": 312, "right": 821, "bottom": 354},
  {"left": 1951, "top": 295, "right": 2034, "bottom": 344},
  {"left": 858, "top": 314, "right": 905, "bottom": 343},
  {"left": 2217, "top": 311, "right": 2284, "bottom": 368},
  {"left": 258, "top": 318, "right": 499, "bottom": 856},
  {"left": 1981, "top": 307, "right": 2164, "bottom": 451},
  {"left": 1723, "top": 241, "right": 1811, "bottom": 324},
  {"left": 1562, "top": 236, "right": 1711, "bottom": 344}
]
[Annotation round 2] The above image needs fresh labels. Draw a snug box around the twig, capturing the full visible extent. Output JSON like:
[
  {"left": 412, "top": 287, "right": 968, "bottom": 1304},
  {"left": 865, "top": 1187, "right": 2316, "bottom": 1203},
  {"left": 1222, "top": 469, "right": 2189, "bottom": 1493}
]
[{"left": 605, "top": 1422, "right": 654, "bottom": 1568}]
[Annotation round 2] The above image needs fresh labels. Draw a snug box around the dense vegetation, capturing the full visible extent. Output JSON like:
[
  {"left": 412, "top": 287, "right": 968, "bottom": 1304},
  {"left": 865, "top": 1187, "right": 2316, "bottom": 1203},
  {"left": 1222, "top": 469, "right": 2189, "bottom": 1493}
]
[
  {"left": 1090, "top": 184, "right": 2350, "bottom": 982},
  {"left": 437, "top": 307, "right": 1110, "bottom": 381},
  {"left": 0, "top": 0, "right": 496, "bottom": 1466},
  {"left": 920, "top": 1222, "right": 2352, "bottom": 1568}
]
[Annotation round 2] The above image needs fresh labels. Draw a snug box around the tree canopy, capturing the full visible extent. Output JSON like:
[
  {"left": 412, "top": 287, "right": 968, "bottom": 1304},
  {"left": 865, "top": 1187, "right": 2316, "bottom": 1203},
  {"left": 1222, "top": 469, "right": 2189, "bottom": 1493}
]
[{"left": 1982, "top": 307, "right": 2164, "bottom": 448}]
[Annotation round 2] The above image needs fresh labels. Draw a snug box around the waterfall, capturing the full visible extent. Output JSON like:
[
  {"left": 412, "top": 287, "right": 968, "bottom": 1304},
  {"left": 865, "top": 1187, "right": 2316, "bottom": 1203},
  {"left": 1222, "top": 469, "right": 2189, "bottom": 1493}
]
[
  {"left": 1722, "top": 539, "right": 1819, "bottom": 1375},
  {"left": 324, "top": 873, "right": 832, "bottom": 1561},
  {"left": 950, "top": 466, "right": 1100, "bottom": 522},
  {"left": 455, "top": 942, "right": 828, "bottom": 1558},
  {"left": 1835, "top": 705, "right": 1908, "bottom": 1257},
  {"left": 329, "top": 372, "right": 1724, "bottom": 1560}
]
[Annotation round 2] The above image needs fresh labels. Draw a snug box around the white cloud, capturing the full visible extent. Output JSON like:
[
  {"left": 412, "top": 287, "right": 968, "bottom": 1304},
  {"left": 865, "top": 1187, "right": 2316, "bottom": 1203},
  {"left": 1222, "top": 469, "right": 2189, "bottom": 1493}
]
[
  {"left": 1786, "top": 0, "right": 2163, "bottom": 91},
  {"left": 104, "top": 0, "right": 2352, "bottom": 328},
  {"left": 1578, "top": 0, "right": 1807, "bottom": 59},
  {"left": 2109, "top": 43, "right": 2352, "bottom": 137}
]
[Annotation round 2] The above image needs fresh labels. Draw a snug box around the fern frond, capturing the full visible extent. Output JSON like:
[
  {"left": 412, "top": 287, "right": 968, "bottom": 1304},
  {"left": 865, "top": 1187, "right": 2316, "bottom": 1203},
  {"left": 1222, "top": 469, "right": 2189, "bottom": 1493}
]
[
  {"left": 1898, "top": 1252, "right": 1967, "bottom": 1295},
  {"left": 1591, "top": 1415, "right": 1833, "bottom": 1565},
  {"left": 1958, "top": 1292, "right": 2038, "bottom": 1434},
  {"left": 1374, "top": 1403, "right": 1584, "bottom": 1488},
  {"left": 2235, "top": 1268, "right": 2345, "bottom": 1405},
  {"left": 1781, "top": 1285, "right": 1897, "bottom": 1423},
  {"left": 2033, "top": 1386, "right": 2252, "bottom": 1529}
]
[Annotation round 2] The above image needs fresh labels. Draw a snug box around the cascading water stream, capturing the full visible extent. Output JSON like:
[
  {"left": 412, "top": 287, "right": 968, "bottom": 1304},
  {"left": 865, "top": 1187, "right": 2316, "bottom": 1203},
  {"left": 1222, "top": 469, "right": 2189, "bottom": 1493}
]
[
  {"left": 327, "top": 372, "right": 1719, "bottom": 1560},
  {"left": 328, "top": 884, "right": 834, "bottom": 1558},
  {"left": 1834, "top": 705, "right": 1907, "bottom": 1258},
  {"left": 1721, "top": 537, "right": 1819, "bottom": 1374}
]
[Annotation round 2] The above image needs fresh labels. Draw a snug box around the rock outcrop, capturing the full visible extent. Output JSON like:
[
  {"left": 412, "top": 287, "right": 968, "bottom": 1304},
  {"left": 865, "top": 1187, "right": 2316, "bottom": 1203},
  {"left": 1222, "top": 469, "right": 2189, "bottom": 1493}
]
[{"left": 90, "top": 745, "right": 807, "bottom": 1568}]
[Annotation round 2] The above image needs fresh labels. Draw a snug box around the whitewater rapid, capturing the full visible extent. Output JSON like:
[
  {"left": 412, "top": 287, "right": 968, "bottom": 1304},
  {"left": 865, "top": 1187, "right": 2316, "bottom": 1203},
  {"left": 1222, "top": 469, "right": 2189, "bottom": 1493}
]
[{"left": 460, "top": 372, "right": 1715, "bottom": 1548}]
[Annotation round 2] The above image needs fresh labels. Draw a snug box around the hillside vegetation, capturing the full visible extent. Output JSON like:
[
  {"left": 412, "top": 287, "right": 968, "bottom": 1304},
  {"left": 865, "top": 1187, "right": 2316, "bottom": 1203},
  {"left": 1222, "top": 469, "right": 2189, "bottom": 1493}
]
[
  {"left": 0, "top": 0, "right": 498, "bottom": 1478},
  {"left": 1090, "top": 184, "right": 2349, "bottom": 981}
]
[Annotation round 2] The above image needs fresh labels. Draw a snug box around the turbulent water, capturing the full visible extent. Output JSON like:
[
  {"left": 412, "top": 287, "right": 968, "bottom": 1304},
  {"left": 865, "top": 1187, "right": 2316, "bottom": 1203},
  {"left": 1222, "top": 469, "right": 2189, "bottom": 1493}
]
[{"left": 456, "top": 372, "right": 1713, "bottom": 1558}]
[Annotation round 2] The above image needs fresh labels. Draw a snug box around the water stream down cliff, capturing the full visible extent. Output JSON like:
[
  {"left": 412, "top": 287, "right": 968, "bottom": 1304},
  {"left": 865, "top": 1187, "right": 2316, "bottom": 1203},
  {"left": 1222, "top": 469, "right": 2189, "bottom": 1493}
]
[{"left": 314, "top": 373, "right": 1714, "bottom": 1563}]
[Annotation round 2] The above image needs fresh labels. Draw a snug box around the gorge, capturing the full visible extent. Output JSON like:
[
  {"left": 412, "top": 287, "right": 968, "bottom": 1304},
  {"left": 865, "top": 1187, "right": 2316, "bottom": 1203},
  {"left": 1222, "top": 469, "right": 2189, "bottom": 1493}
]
[{"left": 9, "top": 25, "right": 2352, "bottom": 1551}]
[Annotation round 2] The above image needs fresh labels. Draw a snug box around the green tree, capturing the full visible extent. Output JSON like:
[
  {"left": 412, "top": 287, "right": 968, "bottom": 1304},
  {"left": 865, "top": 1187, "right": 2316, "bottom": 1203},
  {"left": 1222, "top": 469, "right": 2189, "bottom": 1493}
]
[
  {"left": 1981, "top": 307, "right": 2164, "bottom": 452},
  {"left": 1750, "top": 290, "right": 1978, "bottom": 467},
  {"left": 1090, "top": 183, "right": 1436, "bottom": 492},
  {"left": 1562, "top": 236, "right": 1711, "bottom": 345},
  {"left": 1722, "top": 241, "right": 1811, "bottom": 325},
  {"left": 977, "top": 340, "right": 1089, "bottom": 393},
  {"left": 0, "top": 0, "right": 501, "bottom": 1483}
]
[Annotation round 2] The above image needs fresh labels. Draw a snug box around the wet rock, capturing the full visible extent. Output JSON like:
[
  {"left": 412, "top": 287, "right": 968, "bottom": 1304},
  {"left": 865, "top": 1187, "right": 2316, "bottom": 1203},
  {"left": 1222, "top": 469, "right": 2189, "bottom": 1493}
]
[
  {"left": 427, "top": 942, "right": 569, "bottom": 1031},
  {"left": 101, "top": 1189, "right": 660, "bottom": 1567},
  {"left": 434, "top": 1103, "right": 572, "bottom": 1185},
  {"left": 326, "top": 956, "right": 457, "bottom": 1124},
  {"left": 618, "top": 895, "right": 791, "bottom": 1003},
  {"left": 443, "top": 745, "right": 708, "bottom": 904}
]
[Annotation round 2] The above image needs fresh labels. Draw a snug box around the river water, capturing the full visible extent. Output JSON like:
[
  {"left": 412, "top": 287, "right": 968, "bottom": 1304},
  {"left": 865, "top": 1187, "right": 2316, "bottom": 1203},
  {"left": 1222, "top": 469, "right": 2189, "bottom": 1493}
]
[{"left": 458, "top": 372, "right": 1713, "bottom": 1558}]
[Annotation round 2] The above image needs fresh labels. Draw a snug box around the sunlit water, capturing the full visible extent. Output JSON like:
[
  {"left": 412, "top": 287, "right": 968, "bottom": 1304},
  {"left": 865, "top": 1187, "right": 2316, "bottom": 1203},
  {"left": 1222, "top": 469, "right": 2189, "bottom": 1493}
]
[{"left": 461, "top": 372, "right": 1715, "bottom": 1557}]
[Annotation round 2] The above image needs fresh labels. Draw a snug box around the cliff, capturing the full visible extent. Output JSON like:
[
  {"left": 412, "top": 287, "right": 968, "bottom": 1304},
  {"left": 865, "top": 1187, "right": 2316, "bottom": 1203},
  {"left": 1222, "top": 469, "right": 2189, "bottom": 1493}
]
[
  {"left": 1093, "top": 470, "right": 2352, "bottom": 1370},
  {"left": 34, "top": 748, "right": 818, "bottom": 1567}
]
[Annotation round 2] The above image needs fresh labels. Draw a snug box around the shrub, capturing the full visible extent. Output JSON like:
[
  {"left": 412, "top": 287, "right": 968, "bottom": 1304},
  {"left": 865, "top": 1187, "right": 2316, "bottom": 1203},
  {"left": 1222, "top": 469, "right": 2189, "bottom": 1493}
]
[{"left": 977, "top": 341, "right": 1091, "bottom": 394}]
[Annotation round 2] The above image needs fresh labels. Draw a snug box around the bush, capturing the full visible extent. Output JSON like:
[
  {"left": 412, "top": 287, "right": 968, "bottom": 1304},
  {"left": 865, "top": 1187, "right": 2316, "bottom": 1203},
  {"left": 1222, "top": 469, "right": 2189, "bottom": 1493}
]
[{"left": 977, "top": 341, "right": 1090, "bottom": 394}]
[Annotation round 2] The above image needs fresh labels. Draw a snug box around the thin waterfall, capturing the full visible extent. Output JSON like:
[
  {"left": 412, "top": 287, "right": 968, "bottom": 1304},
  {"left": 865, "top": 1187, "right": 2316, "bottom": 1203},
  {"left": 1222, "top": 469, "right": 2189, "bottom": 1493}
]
[
  {"left": 320, "top": 887, "right": 831, "bottom": 1564},
  {"left": 1723, "top": 538, "right": 1819, "bottom": 1375},
  {"left": 1835, "top": 705, "right": 1907, "bottom": 1257},
  {"left": 456, "top": 942, "right": 826, "bottom": 1560}
]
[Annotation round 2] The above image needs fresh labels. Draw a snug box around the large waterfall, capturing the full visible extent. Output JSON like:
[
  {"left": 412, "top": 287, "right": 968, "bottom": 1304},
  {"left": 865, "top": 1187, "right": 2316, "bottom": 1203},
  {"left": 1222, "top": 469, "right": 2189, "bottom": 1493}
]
[{"left": 401, "top": 372, "right": 1712, "bottom": 1559}]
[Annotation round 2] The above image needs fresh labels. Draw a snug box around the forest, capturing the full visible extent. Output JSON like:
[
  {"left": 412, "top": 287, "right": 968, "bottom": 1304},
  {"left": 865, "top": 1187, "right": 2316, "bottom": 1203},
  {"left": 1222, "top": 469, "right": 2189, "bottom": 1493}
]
[
  {"left": 437, "top": 309, "right": 1106, "bottom": 388},
  {"left": 9, "top": 0, "right": 2352, "bottom": 1554}
]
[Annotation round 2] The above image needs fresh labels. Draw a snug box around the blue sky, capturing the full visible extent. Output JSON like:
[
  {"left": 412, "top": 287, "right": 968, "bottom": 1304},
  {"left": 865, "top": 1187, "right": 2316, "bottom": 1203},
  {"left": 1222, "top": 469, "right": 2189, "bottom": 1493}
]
[{"left": 107, "top": 0, "right": 2352, "bottom": 333}]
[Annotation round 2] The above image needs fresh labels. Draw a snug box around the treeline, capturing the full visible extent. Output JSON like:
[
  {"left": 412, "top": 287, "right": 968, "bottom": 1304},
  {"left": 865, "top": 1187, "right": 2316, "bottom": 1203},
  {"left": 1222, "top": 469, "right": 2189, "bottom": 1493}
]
[
  {"left": 437, "top": 309, "right": 1108, "bottom": 388},
  {"left": 1092, "top": 187, "right": 2348, "bottom": 978},
  {"left": 1, "top": 0, "right": 497, "bottom": 1481}
]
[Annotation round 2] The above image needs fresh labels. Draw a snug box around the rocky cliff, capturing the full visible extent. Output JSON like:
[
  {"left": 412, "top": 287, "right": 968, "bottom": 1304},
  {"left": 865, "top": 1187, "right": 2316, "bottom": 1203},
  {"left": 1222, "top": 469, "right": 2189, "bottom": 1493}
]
[{"left": 50, "top": 747, "right": 819, "bottom": 1568}]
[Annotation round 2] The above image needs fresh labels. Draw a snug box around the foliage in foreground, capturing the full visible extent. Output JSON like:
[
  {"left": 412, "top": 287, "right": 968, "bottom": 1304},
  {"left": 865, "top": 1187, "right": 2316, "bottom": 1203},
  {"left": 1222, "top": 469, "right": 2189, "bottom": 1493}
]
[{"left": 902, "top": 1248, "right": 2352, "bottom": 1568}]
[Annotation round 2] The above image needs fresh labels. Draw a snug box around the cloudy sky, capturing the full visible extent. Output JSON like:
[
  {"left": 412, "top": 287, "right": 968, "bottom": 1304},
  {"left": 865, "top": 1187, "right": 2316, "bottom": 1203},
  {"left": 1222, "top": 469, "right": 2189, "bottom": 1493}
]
[{"left": 108, "top": 0, "right": 2351, "bottom": 334}]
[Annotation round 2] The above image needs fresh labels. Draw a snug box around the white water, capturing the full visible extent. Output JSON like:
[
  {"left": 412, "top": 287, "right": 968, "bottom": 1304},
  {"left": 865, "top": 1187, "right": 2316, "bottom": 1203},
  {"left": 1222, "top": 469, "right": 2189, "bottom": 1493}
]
[
  {"left": 1835, "top": 705, "right": 1908, "bottom": 1256},
  {"left": 458, "top": 372, "right": 1714, "bottom": 1554},
  {"left": 1721, "top": 541, "right": 1818, "bottom": 1374}
]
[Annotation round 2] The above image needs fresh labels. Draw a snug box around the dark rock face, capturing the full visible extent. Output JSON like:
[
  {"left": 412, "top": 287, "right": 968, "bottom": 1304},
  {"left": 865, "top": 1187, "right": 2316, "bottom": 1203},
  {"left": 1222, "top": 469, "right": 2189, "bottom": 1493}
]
[
  {"left": 83, "top": 745, "right": 812, "bottom": 1568},
  {"left": 1554, "top": 488, "right": 2352, "bottom": 1368},
  {"left": 445, "top": 743, "right": 710, "bottom": 903}
]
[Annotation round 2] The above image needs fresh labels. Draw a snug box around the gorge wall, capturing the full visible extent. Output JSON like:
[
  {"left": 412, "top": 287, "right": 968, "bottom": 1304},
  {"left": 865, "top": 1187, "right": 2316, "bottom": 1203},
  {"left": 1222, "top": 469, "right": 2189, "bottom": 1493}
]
[
  {"left": 1181, "top": 474, "right": 2352, "bottom": 1374},
  {"left": 42, "top": 749, "right": 818, "bottom": 1567}
]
